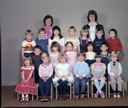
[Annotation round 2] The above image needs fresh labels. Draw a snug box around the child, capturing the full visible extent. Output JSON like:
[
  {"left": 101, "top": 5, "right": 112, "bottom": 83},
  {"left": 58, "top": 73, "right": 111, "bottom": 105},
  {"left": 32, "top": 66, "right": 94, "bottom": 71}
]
[
  {"left": 32, "top": 46, "right": 42, "bottom": 84},
  {"left": 85, "top": 42, "right": 96, "bottom": 66},
  {"left": 49, "top": 41, "right": 61, "bottom": 68},
  {"left": 91, "top": 55, "right": 106, "bottom": 98},
  {"left": 100, "top": 43, "right": 110, "bottom": 78},
  {"left": 107, "top": 52, "right": 123, "bottom": 98},
  {"left": 38, "top": 52, "right": 53, "bottom": 102},
  {"left": 65, "top": 26, "right": 80, "bottom": 52},
  {"left": 43, "top": 14, "right": 53, "bottom": 39},
  {"left": 49, "top": 26, "right": 65, "bottom": 52},
  {"left": 65, "top": 41, "right": 77, "bottom": 73},
  {"left": 74, "top": 53, "right": 90, "bottom": 99},
  {"left": 107, "top": 28, "right": 123, "bottom": 55},
  {"left": 79, "top": 27, "right": 91, "bottom": 53},
  {"left": 35, "top": 28, "right": 48, "bottom": 53},
  {"left": 53, "top": 53, "right": 74, "bottom": 100},
  {"left": 21, "top": 30, "right": 36, "bottom": 59},
  {"left": 93, "top": 28, "right": 106, "bottom": 55},
  {"left": 15, "top": 57, "right": 37, "bottom": 102},
  {"left": 83, "top": 10, "right": 105, "bottom": 42}
]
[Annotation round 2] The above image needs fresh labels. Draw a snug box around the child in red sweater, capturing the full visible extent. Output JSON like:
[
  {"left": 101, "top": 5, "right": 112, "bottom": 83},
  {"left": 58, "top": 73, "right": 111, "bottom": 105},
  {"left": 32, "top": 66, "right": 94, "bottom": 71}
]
[{"left": 107, "top": 28, "right": 122, "bottom": 55}]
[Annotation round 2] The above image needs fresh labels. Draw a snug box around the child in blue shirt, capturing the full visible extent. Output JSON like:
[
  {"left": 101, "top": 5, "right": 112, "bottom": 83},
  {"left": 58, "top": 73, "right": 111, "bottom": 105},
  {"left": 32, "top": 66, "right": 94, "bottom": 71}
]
[
  {"left": 74, "top": 53, "right": 90, "bottom": 99},
  {"left": 36, "top": 28, "right": 48, "bottom": 53}
]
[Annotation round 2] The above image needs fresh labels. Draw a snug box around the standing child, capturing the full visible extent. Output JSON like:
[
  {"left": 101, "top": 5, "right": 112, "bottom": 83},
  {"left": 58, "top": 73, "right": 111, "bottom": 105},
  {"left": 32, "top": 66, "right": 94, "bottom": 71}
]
[
  {"left": 65, "top": 26, "right": 80, "bottom": 52},
  {"left": 100, "top": 43, "right": 110, "bottom": 78},
  {"left": 79, "top": 27, "right": 91, "bottom": 53},
  {"left": 21, "top": 30, "right": 36, "bottom": 59},
  {"left": 32, "top": 46, "right": 42, "bottom": 84},
  {"left": 35, "top": 28, "right": 48, "bottom": 53},
  {"left": 93, "top": 28, "right": 106, "bottom": 55},
  {"left": 49, "top": 41, "right": 61, "bottom": 69},
  {"left": 53, "top": 53, "right": 74, "bottom": 100},
  {"left": 85, "top": 42, "right": 96, "bottom": 66},
  {"left": 107, "top": 52, "right": 123, "bottom": 98},
  {"left": 107, "top": 28, "right": 123, "bottom": 55},
  {"left": 43, "top": 14, "right": 53, "bottom": 39},
  {"left": 74, "top": 53, "right": 90, "bottom": 99},
  {"left": 91, "top": 55, "right": 106, "bottom": 98},
  {"left": 49, "top": 26, "right": 65, "bottom": 52},
  {"left": 65, "top": 41, "right": 77, "bottom": 73},
  {"left": 15, "top": 57, "right": 37, "bottom": 102},
  {"left": 38, "top": 52, "right": 53, "bottom": 102}
]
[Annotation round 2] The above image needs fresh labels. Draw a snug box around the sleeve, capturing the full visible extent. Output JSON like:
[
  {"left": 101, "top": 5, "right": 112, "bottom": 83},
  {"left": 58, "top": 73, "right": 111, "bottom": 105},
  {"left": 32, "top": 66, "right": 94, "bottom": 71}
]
[
  {"left": 38, "top": 65, "right": 43, "bottom": 78},
  {"left": 21, "top": 41, "right": 26, "bottom": 47},
  {"left": 74, "top": 63, "right": 79, "bottom": 77},
  {"left": 32, "top": 41, "right": 36, "bottom": 47},
  {"left": 21, "top": 67, "right": 24, "bottom": 72},
  {"left": 49, "top": 64, "right": 53, "bottom": 77},
  {"left": 118, "top": 63, "right": 122, "bottom": 76},
  {"left": 117, "top": 39, "right": 123, "bottom": 52},
  {"left": 83, "top": 63, "right": 90, "bottom": 77},
  {"left": 107, "top": 63, "right": 114, "bottom": 76}
]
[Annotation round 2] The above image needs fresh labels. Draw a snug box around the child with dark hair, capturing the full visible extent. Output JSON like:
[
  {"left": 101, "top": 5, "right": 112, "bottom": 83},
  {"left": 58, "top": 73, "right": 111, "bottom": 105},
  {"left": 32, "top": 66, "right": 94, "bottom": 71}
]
[
  {"left": 107, "top": 28, "right": 123, "bottom": 55},
  {"left": 43, "top": 14, "right": 53, "bottom": 39},
  {"left": 35, "top": 28, "right": 48, "bottom": 53},
  {"left": 49, "top": 26, "right": 65, "bottom": 52},
  {"left": 93, "top": 28, "right": 106, "bottom": 55}
]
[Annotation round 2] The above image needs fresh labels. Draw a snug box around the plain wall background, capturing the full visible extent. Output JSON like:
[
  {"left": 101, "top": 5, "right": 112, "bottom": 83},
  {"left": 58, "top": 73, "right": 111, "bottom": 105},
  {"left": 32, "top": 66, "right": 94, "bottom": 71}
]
[{"left": 1, "top": 0, "right": 128, "bottom": 86}]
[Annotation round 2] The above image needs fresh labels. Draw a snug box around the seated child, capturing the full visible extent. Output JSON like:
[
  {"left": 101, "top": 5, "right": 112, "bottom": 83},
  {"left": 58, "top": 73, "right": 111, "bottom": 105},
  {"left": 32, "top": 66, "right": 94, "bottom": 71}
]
[
  {"left": 91, "top": 55, "right": 106, "bottom": 98},
  {"left": 38, "top": 52, "right": 53, "bottom": 102},
  {"left": 107, "top": 52, "right": 123, "bottom": 98},
  {"left": 53, "top": 53, "right": 74, "bottom": 100},
  {"left": 74, "top": 53, "right": 90, "bottom": 99}
]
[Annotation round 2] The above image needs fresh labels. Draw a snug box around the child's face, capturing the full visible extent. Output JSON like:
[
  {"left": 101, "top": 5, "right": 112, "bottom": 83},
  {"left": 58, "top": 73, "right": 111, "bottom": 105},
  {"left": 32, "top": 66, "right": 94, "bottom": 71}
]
[
  {"left": 109, "top": 31, "right": 116, "bottom": 38},
  {"left": 96, "top": 31, "right": 103, "bottom": 39},
  {"left": 78, "top": 55, "right": 85, "bottom": 62},
  {"left": 45, "top": 18, "right": 52, "bottom": 26},
  {"left": 42, "top": 57, "right": 49, "bottom": 64},
  {"left": 89, "top": 14, "right": 95, "bottom": 22},
  {"left": 52, "top": 46, "right": 58, "bottom": 52},
  {"left": 39, "top": 31, "right": 46, "bottom": 38},
  {"left": 100, "top": 45, "right": 108, "bottom": 52},
  {"left": 69, "top": 29, "right": 76, "bottom": 36},
  {"left": 26, "top": 34, "right": 32, "bottom": 41},
  {"left": 87, "top": 45, "right": 93, "bottom": 51},
  {"left": 96, "top": 57, "right": 101, "bottom": 63},
  {"left": 24, "top": 59, "right": 31, "bottom": 66},
  {"left": 60, "top": 57, "right": 66, "bottom": 64},
  {"left": 34, "top": 48, "right": 41, "bottom": 56},
  {"left": 82, "top": 30, "right": 88, "bottom": 37},
  {"left": 111, "top": 56, "right": 118, "bottom": 62},
  {"left": 66, "top": 44, "right": 73, "bottom": 51},
  {"left": 53, "top": 29, "right": 60, "bottom": 36}
]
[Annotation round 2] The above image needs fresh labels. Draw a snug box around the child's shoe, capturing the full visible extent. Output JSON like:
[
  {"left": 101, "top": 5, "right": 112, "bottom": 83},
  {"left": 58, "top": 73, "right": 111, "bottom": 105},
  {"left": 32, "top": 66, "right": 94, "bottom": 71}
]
[
  {"left": 100, "top": 91, "right": 105, "bottom": 98},
  {"left": 113, "top": 92, "right": 117, "bottom": 98},
  {"left": 80, "top": 94, "right": 85, "bottom": 99},
  {"left": 94, "top": 91, "right": 99, "bottom": 98},
  {"left": 117, "top": 93, "right": 121, "bottom": 98}
]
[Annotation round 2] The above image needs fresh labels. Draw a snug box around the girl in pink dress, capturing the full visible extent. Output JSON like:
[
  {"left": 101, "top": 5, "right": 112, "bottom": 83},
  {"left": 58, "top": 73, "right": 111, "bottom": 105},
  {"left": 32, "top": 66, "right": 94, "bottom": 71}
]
[
  {"left": 65, "top": 41, "right": 77, "bottom": 73},
  {"left": 15, "top": 57, "right": 37, "bottom": 102},
  {"left": 43, "top": 14, "right": 53, "bottom": 39}
]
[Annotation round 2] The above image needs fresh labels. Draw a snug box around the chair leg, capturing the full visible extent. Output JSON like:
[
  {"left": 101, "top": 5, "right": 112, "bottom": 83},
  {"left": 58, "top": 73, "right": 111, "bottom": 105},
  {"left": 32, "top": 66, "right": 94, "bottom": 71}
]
[
  {"left": 55, "top": 85, "right": 58, "bottom": 100},
  {"left": 87, "top": 83, "right": 89, "bottom": 98},
  {"left": 91, "top": 82, "right": 93, "bottom": 98},
  {"left": 70, "top": 84, "right": 72, "bottom": 100},
  {"left": 32, "top": 95, "right": 34, "bottom": 101},
  {"left": 17, "top": 93, "right": 20, "bottom": 101},
  {"left": 122, "top": 82, "right": 125, "bottom": 97},
  {"left": 73, "top": 83, "right": 75, "bottom": 99},
  {"left": 51, "top": 84, "right": 53, "bottom": 100},
  {"left": 108, "top": 82, "right": 110, "bottom": 98},
  {"left": 105, "top": 82, "right": 107, "bottom": 98}
]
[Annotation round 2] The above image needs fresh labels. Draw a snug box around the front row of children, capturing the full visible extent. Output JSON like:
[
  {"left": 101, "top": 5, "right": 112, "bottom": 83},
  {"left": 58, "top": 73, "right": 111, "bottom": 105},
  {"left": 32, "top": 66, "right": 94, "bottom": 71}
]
[{"left": 15, "top": 50, "right": 123, "bottom": 102}]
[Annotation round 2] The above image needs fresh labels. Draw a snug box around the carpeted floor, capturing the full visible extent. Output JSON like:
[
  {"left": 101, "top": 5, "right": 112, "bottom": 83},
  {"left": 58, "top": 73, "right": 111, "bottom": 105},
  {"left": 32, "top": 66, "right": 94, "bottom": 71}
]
[{"left": 1, "top": 86, "right": 128, "bottom": 107}]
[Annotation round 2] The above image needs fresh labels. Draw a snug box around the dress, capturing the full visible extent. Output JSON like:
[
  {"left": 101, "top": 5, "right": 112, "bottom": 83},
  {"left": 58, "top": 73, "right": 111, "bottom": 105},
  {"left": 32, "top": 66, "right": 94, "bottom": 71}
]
[{"left": 15, "top": 66, "right": 37, "bottom": 95}]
